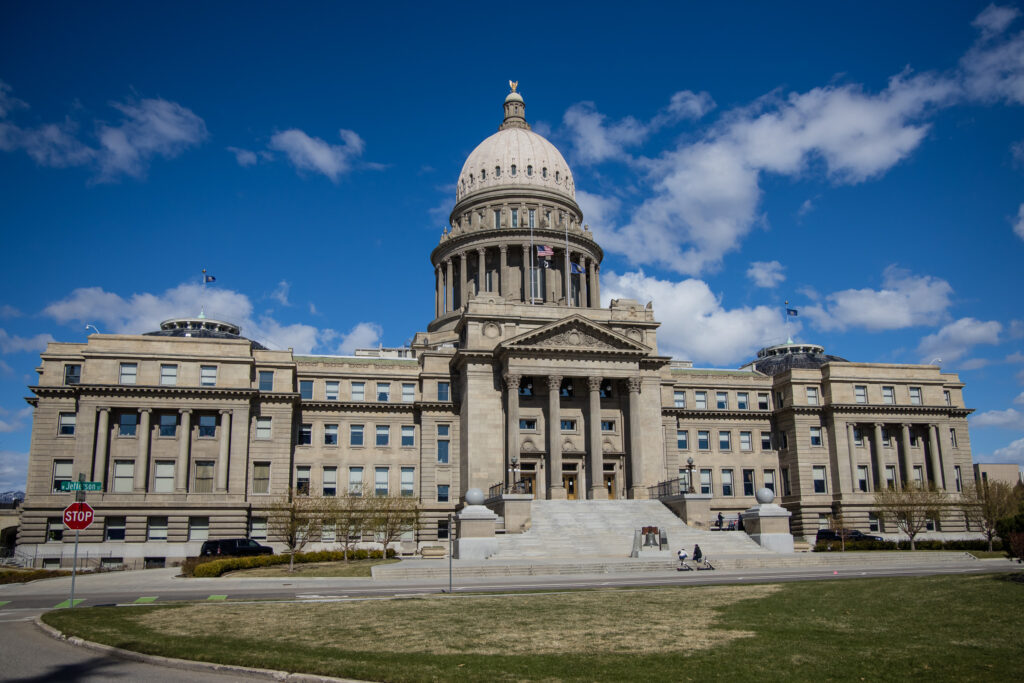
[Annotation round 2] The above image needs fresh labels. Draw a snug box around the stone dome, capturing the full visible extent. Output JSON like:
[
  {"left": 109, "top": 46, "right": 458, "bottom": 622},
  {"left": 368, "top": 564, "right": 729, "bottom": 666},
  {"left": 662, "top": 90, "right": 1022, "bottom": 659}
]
[{"left": 455, "top": 87, "right": 575, "bottom": 204}]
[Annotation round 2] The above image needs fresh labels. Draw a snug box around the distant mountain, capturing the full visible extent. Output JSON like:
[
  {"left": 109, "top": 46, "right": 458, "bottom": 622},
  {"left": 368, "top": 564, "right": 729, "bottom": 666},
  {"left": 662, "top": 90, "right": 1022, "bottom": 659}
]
[{"left": 0, "top": 491, "right": 25, "bottom": 504}]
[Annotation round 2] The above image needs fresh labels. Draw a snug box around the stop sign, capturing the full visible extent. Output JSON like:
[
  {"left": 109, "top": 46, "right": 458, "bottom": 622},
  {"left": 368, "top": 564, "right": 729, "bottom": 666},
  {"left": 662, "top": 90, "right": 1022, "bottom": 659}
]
[{"left": 63, "top": 502, "right": 95, "bottom": 530}]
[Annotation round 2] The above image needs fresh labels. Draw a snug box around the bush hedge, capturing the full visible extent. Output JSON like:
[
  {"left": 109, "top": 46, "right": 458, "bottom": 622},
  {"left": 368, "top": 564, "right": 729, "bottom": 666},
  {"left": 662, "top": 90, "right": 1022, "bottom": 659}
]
[
  {"left": 0, "top": 568, "right": 71, "bottom": 584},
  {"left": 186, "top": 548, "right": 396, "bottom": 578},
  {"left": 814, "top": 539, "right": 1005, "bottom": 552}
]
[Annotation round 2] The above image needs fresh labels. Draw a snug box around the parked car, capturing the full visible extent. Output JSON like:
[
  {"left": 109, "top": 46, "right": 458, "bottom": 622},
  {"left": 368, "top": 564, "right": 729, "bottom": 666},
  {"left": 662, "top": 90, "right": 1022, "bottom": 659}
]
[
  {"left": 815, "top": 529, "right": 884, "bottom": 543},
  {"left": 200, "top": 538, "right": 274, "bottom": 557}
]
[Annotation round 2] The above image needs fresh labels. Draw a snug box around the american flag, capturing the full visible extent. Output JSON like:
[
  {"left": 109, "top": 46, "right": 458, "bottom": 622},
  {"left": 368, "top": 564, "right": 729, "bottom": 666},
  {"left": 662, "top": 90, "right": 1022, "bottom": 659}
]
[{"left": 536, "top": 245, "right": 554, "bottom": 257}]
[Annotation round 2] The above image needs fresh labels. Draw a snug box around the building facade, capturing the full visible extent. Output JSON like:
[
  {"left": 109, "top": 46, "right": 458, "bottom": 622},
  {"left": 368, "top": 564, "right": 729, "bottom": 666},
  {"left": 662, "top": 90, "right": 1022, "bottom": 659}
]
[{"left": 16, "top": 87, "right": 978, "bottom": 567}]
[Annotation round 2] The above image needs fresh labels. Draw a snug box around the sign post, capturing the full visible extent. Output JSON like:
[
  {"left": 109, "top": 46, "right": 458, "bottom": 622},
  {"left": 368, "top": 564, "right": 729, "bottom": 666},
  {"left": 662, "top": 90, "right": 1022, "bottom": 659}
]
[{"left": 63, "top": 474, "right": 96, "bottom": 609}]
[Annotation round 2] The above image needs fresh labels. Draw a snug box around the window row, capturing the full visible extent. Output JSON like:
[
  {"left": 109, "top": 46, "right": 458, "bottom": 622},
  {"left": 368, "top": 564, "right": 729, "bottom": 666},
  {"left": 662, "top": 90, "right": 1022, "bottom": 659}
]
[
  {"left": 107, "top": 362, "right": 219, "bottom": 387},
  {"left": 46, "top": 515, "right": 212, "bottom": 542},
  {"left": 57, "top": 411, "right": 225, "bottom": 439},
  {"left": 297, "top": 379, "right": 450, "bottom": 403},
  {"left": 672, "top": 390, "right": 772, "bottom": 411},
  {"left": 277, "top": 464, "right": 419, "bottom": 498},
  {"left": 517, "top": 377, "right": 614, "bottom": 399},
  {"left": 52, "top": 459, "right": 210, "bottom": 494},
  {"left": 518, "top": 418, "right": 616, "bottom": 432},
  {"left": 852, "top": 384, "right": 948, "bottom": 406},
  {"left": 678, "top": 467, "right": 777, "bottom": 497},
  {"left": 676, "top": 429, "right": 775, "bottom": 452}
]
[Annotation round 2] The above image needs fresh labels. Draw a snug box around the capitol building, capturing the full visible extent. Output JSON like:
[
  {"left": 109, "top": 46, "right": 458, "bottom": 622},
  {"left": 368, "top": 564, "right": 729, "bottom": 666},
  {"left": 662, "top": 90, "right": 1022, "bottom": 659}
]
[{"left": 15, "top": 87, "right": 978, "bottom": 567}]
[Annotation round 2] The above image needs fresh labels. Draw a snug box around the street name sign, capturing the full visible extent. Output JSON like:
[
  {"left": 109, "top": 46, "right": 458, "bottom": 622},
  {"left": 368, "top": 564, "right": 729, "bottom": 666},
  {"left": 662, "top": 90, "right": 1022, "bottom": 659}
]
[{"left": 60, "top": 481, "right": 102, "bottom": 492}]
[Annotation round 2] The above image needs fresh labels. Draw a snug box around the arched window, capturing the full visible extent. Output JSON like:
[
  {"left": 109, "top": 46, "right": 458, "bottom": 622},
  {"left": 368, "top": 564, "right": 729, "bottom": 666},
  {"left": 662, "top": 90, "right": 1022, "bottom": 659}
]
[
  {"left": 542, "top": 167, "right": 548, "bottom": 178},
  {"left": 511, "top": 164, "right": 517, "bottom": 176},
  {"left": 481, "top": 169, "right": 486, "bottom": 180},
  {"left": 555, "top": 171, "right": 560, "bottom": 182},
  {"left": 469, "top": 173, "right": 474, "bottom": 184},
  {"left": 527, "top": 165, "right": 533, "bottom": 176},
  {"left": 495, "top": 165, "right": 501, "bottom": 177}
]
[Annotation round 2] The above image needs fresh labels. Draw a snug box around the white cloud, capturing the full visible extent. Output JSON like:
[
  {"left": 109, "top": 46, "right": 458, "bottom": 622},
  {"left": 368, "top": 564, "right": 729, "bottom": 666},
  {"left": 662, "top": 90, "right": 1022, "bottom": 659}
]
[
  {"left": 1014, "top": 203, "right": 1024, "bottom": 240},
  {"left": 0, "top": 449, "right": 28, "bottom": 490},
  {"left": 664, "top": 90, "right": 716, "bottom": 121},
  {"left": 959, "top": 358, "right": 992, "bottom": 370},
  {"left": 0, "top": 328, "right": 54, "bottom": 354},
  {"left": 1012, "top": 139, "right": 1024, "bottom": 165},
  {"left": 1007, "top": 351, "right": 1024, "bottom": 363},
  {"left": 972, "top": 407, "right": 1024, "bottom": 429},
  {"left": 746, "top": 260, "right": 785, "bottom": 288},
  {"left": 603, "top": 270, "right": 790, "bottom": 366},
  {"left": 992, "top": 437, "right": 1024, "bottom": 466},
  {"left": 961, "top": 6, "right": 1024, "bottom": 104},
  {"left": 0, "top": 406, "right": 32, "bottom": 433},
  {"left": 270, "top": 280, "right": 291, "bottom": 306},
  {"left": 802, "top": 266, "right": 953, "bottom": 332},
  {"left": 1013, "top": 391, "right": 1024, "bottom": 406},
  {"left": 576, "top": 189, "right": 621, "bottom": 231},
  {"left": 973, "top": 4, "right": 1021, "bottom": 38},
  {"left": 336, "top": 322, "right": 383, "bottom": 355},
  {"left": 227, "top": 146, "right": 259, "bottom": 166},
  {"left": 917, "top": 317, "right": 1002, "bottom": 363},
  {"left": 267, "top": 128, "right": 365, "bottom": 182},
  {"left": 0, "top": 305, "right": 22, "bottom": 318},
  {"left": 797, "top": 198, "right": 815, "bottom": 217}
]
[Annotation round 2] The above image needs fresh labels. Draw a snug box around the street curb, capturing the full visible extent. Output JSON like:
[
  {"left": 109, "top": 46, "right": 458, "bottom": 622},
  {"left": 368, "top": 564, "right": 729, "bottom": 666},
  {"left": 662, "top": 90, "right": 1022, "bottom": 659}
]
[{"left": 33, "top": 616, "right": 366, "bottom": 682}]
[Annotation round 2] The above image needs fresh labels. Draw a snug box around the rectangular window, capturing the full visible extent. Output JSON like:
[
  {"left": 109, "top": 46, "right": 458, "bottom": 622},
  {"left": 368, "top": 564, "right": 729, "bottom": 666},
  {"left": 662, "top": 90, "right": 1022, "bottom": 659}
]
[
  {"left": 721, "top": 469, "right": 734, "bottom": 496},
  {"left": 105, "top": 516, "right": 126, "bottom": 541},
  {"left": 813, "top": 466, "right": 827, "bottom": 494},
  {"left": 519, "top": 378, "right": 534, "bottom": 396},
  {"left": 148, "top": 517, "right": 168, "bottom": 541},
  {"left": 601, "top": 420, "right": 616, "bottom": 432},
  {"left": 885, "top": 465, "right": 897, "bottom": 489},
  {"left": 761, "top": 431, "right": 772, "bottom": 450},
  {"left": 119, "top": 362, "right": 137, "bottom": 385},
  {"left": 324, "top": 424, "right": 338, "bottom": 445},
  {"left": 529, "top": 208, "right": 535, "bottom": 228},
  {"left": 189, "top": 517, "right": 209, "bottom": 541},
  {"left": 321, "top": 522, "right": 337, "bottom": 543},
  {"left": 854, "top": 385, "right": 867, "bottom": 404},
  {"left": 757, "top": 393, "right": 770, "bottom": 410},
  {"left": 763, "top": 469, "right": 776, "bottom": 494},
  {"left": 438, "top": 381, "right": 450, "bottom": 401},
  {"left": 882, "top": 386, "right": 895, "bottom": 404},
  {"left": 494, "top": 209, "right": 502, "bottom": 228},
  {"left": 698, "top": 430, "right": 710, "bottom": 450},
  {"left": 736, "top": 392, "right": 749, "bottom": 410},
  {"left": 437, "top": 519, "right": 450, "bottom": 540},
  {"left": 300, "top": 380, "right": 313, "bottom": 400},
  {"left": 949, "top": 428, "right": 958, "bottom": 448},
  {"left": 674, "top": 390, "right": 686, "bottom": 408},
  {"left": 200, "top": 365, "right": 217, "bottom": 387},
  {"left": 160, "top": 364, "right": 177, "bottom": 386},
  {"left": 350, "top": 424, "right": 364, "bottom": 446},
  {"left": 519, "top": 418, "right": 537, "bottom": 430},
  {"left": 253, "top": 462, "right": 270, "bottom": 494},
  {"left": 954, "top": 465, "right": 962, "bottom": 492},
  {"left": 678, "top": 469, "right": 691, "bottom": 491},
  {"left": 194, "top": 461, "right": 214, "bottom": 493},
  {"left": 298, "top": 423, "right": 312, "bottom": 445},
  {"left": 909, "top": 387, "right": 922, "bottom": 405},
  {"left": 700, "top": 469, "right": 712, "bottom": 495},
  {"left": 296, "top": 465, "right": 311, "bottom": 495},
  {"left": 255, "top": 416, "right": 272, "bottom": 440},
  {"left": 118, "top": 412, "right": 137, "bottom": 437},
  {"left": 777, "top": 391, "right": 785, "bottom": 407},
  {"left": 351, "top": 381, "right": 365, "bottom": 401},
  {"left": 743, "top": 469, "right": 755, "bottom": 496},
  {"left": 52, "top": 459, "right": 73, "bottom": 492},
  {"left": 676, "top": 429, "right": 688, "bottom": 450},
  {"left": 326, "top": 381, "right": 340, "bottom": 400},
  {"left": 401, "top": 467, "right": 415, "bottom": 497},
  {"left": 376, "top": 382, "right": 391, "bottom": 402},
  {"left": 401, "top": 425, "right": 415, "bottom": 447},
  {"left": 780, "top": 431, "right": 788, "bottom": 449},
  {"left": 437, "top": 424, "right": 450, "bottom": 464},
  {"left": 782, "top": 467, "right": 791, "bottom": 496},
  {"left": 695, "top": 391, "right": 707, "bottom": 409},
  {"left": 47, "top": 517, "right": 64, "bottom": 542},
  {"left": 437, "top": 484, "right": 449, "bottom": 502},
  {"left": 198, "top": 414, "right": 217, "bottom": 438},
  {"left": 818, "top": 513, "right": 831, "bottom": 530},
  {"left": 374, "top": 467, "right": 389, "bottom": 496},
  {"left": 158, "top": 413, "right": 176, "bottom": 437},
  {"left": 402, "top": 383, "right": 415, "bottom": 402},
  {"left": 511, "top": 208, "right": 518, "bottom": 228},
  {"left": 376, "top": 425, "right": 390, "bottom": 446},
  {"left": 349, "top": 467, "right": 364, "bottom": 495},
  {"left": 154, "top": 461, "right": 175, "bottom": 493},
  {"left": 857, "top": 465, "right": 869, "bottom": 492},
  {"left": 716, "top": 392, "right": 728, "bottom": 410},
  {"left": 560, "top": 419, "right": 576, "bottom": 431},
  {"left": 113, "top": 460, "right": 134, "bottom": 492},
  {"left": 250, "top": 516, "right": 267, "bottom": 540},
  {"left": 64, "top": 364, "right": 81, "bottom": 385},
  {"left": 868, "top": 512, "right": 879, "bottom": 532},
  {"left": 806, "top": 387, "right": 819, "bottom": 405},
  {"left": 882, "top": 428, "right": 892, "bottom": 447},
  {"left": 943, "top": 390, "right": 951, "bottom": 406},
  {"left": 323, "top": 466, "right": 337, "bottom": 496},
  {"left": 719, "top": 430, "right": 731, "bottom": 450},
  {"left": 810, "top": 426, "right": 822, "bottom": 446},
  {"left": 740, "top": 431, "right": 752, "bottom": 451},
  {"left": 599, "top": 379, "right": 613, "bottom": 398},
  {"left": 560, "top": 378, "right": 574, "bottom": 398},
  {"left": 58, "top": 412, "right": 76, "bottom": 436},
  {"left": 913, "top": 465, "right": 924, "bottom": 484},
  {"left": 258, "top": 370, "right": 274, "bottom": 391},
  {"left": 854, "top": 427, "right": 863, "bottom": 447}
]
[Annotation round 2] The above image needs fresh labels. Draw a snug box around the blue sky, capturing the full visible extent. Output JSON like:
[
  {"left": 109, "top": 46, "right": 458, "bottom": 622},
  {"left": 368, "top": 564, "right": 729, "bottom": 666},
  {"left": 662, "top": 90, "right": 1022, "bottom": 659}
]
[{"left": 1, "top": 2, "right": 1023, "bottom": 489}]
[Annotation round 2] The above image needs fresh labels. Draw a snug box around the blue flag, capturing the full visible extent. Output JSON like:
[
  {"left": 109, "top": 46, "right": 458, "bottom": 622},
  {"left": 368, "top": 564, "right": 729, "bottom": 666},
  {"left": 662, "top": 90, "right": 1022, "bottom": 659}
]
[
  {"left": 570, "top": 262, "right": 585, "bottom": 274},
  {"left": 204, "top": 275, "right": 216, "bottom": 283},
  {"left": 786, "top": 308, "right": 798, "bottom": 317}
]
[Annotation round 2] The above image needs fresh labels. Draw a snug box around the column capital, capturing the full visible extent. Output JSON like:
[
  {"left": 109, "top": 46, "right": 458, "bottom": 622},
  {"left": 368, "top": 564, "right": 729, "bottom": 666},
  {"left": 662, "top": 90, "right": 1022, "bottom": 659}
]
[
  {"left": 138, "top": 407, "right": 152, "bottom": 414},
  {"left": 546, "top": 375, "right": 563, "bottom": 391},
  {"left": 97, "top": 406, "right": 110, "bottom": 414},
  {"left": 219, "top": 409, "right": 233, "bottom": 416},
  {"left": 626, "top": 376, "right": 642, "bottom": 394},
  {"left": 504, "top": 373, "right": 521, "bottom": 391},
  {"left": 476, "top": 246, "right": 485, "bottom": 255},
  {"left": 179, "top": 408, "right": 193, "bottom": 415},
  {"left": 499, "top": 243, "right": 508, "bottom": 253},
  {"left": 587, "top": 376, "right": 603, "bottom": 392}
]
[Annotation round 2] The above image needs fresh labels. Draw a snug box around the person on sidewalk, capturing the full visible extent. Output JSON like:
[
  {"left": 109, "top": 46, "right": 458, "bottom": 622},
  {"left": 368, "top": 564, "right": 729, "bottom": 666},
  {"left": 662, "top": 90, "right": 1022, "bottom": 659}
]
[
  {"left": 717, "top": 512, "right": 724, "bottom": 529},
  {"left": 693, "top": 544, "right": 703, "bottom": 564}
]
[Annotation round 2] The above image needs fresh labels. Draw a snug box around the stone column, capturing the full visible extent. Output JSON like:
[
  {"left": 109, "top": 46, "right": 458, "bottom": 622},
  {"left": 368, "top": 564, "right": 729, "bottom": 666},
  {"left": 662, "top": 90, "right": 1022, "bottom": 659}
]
[
  {"left": 587, "top": 377, "right": 606, "bottom": 499},
  {"left": 476, "top": 247, "right": 486, "bottom": 294},
  {"left": 217, "top": 410, "right": 232, "bottom": 492},
  {"left": 435, "top": 264, "right": 442, "bottom": 317},
  {"left": 939, "top": 423, "right": 957, "bottom": 492},
  {"left": 135, "top": 409, "right": 151, "bottom": 492},
  {"left": 177, "top": 409, "right": 192, "bottom": 492},
  {"left": 459, "top": 252, "right": 468, "bottom": 307},
  {"left": 580, "top": 257, "right": 589, "bottom": 309},
  {"left": 521, "top": 243, "right": 530, "bottom": 303},
  {"left": 504, "top": 374, "right": 520, "bottom": 491},
  {"left": 900, "top": 424, "right": 913, "bottom": 487},
  {"left": 92, "top": 407, "right": 110, "bottom": 485},
  {"left": 872, "top": 423, "right": 884, "bottom": 490},
  {"left": 593, "top": 263, "right": 601, "bottom": 308},
  {"left": 445, "top": 259, "right": 453, "bottom": 312},
  {"left": 499, "top": 245, "right": 508, "bottom": 298},
  {"left": 547, "top": 375, "right": 565, "bottom": 499},
  {"left": 627, "top": 377, "right": 644, "bottom": 499},
  {"left": 928, "top": 424, "right": 944, "bottom": 490},
  {"left": 846, "top": 423, "right": 858, "bottom": 492}
]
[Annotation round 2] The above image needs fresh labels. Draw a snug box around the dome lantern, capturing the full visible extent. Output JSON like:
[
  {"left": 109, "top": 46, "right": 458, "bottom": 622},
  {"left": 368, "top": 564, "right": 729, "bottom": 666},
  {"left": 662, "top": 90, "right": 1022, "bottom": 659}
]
[{"left": 500, "top": 80, "right": 530, "bottom": 131}]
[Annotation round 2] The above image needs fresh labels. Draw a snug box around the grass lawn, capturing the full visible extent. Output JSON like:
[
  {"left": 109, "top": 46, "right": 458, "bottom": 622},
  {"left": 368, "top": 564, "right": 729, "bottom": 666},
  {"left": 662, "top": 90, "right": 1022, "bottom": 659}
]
[
  {"left": 42, "top": 574, "right": 1024, "bottom": 682},
  {"left": 226, "top": 558, "right": 398, "bottom": 577}
]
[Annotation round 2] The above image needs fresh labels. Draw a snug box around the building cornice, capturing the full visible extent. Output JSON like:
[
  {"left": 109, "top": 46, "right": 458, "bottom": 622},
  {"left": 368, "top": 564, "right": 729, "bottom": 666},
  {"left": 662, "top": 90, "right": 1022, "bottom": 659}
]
[
  {"left": 823, "top": 403, "right": 974, "bottom": 418},
  {"left": 662, "top": 408, "right": 774, "bottom": 420}
]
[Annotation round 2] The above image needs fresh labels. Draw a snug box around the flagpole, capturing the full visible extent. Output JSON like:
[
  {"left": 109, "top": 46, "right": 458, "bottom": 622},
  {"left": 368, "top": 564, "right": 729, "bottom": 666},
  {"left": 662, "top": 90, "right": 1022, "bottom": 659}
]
[
  {"left": 530, "top": 215, "right": 535, "bottom": 305},
  {"left": 564, "top": 219, "right": 570, "bottom": 307}
]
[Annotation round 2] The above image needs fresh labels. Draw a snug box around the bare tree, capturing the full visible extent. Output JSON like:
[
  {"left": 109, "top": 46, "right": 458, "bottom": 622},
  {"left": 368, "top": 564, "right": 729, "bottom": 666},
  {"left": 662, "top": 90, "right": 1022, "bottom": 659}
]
[
  {"left": 367, "top": 493, "right": 420, "bottom": 557},
  {"left": 961, "top": 480, "right": 1020, "bottom": 552},
  {"left": 828, "top": 506, "right": 850, "bottom": 552},
  {"left": 873, "top": 482, "right": 946, "bottom": 550},
  {"left": 322, "top": 488, "right": 370, "bottom": 563},
  {"left": 266, "top": 488, "right": 326, "bottom": 572}
]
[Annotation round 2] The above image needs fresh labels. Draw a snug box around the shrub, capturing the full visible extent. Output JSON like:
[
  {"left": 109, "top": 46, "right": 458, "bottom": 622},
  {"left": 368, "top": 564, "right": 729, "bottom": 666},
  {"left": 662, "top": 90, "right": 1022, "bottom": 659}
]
[
  {"left": 0, "top": 568, "right": 71, "bottom": 584},
  {"left": 189, "top": 549, "right": 395, "bottom": 578},
  {"left": 813, "top": 539, "right": 1003, "bottom": 553}
]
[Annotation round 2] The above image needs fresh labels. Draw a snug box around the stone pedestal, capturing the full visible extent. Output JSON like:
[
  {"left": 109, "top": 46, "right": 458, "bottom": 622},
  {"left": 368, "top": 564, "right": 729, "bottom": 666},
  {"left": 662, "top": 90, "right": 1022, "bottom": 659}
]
[
  {"left": 455, "top": 489, "right": 499, "bottom": 559},
  {"left": 742, "top": 488, "right": 794, "bottom": 553},
  {"left": 662, "top": 492, "right": 712, "bottom": 529},
  {"left": 486, "top": 494, "right": 532, "bottom": 534}
]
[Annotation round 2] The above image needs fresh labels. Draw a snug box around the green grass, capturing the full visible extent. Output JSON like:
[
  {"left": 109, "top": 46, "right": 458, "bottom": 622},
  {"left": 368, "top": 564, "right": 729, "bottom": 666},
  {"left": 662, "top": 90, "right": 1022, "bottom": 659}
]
[
  {"left": 227, "top": 558, "right": 397, "bottom": 577},
  {"left": 42, "top": 574, "right": 1024, "bottom": 682},
  {"left": 968, "top": 550, "right": 1014, "bottom": 559}
]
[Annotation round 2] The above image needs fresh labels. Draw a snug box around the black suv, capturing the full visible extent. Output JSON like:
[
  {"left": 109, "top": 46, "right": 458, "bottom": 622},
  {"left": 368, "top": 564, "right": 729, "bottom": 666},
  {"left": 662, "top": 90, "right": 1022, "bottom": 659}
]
[
  {"left": 815, "top": 529, "right": 884, "bottom": 543},
  {"left": 200, "top": 538, "right": 274, "bottom": 557}
]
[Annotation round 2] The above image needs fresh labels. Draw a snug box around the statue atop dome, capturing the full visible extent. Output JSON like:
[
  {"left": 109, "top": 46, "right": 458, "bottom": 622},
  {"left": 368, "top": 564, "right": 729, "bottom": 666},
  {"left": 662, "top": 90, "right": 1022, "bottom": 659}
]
[{"left": 509, "top": 80, "right": 518, "bottom": 93}]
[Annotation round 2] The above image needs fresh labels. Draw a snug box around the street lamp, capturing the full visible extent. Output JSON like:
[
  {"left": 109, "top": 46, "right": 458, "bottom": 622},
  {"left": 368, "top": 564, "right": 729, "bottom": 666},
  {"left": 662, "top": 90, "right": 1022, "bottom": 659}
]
[
  {"left": 686, "top": 456, "right": 696, "bottom": 494},
  {"left": 508, "top": 454, "right": 521, "bottom": 493}
]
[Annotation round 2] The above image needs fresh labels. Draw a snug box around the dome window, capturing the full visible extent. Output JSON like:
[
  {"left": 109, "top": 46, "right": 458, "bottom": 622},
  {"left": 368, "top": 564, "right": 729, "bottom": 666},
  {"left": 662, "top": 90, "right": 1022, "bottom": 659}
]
[
  {"left": 481, "top": 169, "right": 486, "bottom": 180},
  {"left": 542, "top": 167, "right": 548, "bottom": 178},
  {"left": 495, "top": 165, "right": 501, "bottom": 177},
  {"left": 469, "top": 173, "right": 474, "bottom": 184},
  {"left": 527, "top": 165, "right": 533, "bottom": 176},
  {"left": 510, "top": 164, "right": 516, "bottom": 176},
  {"left": 556, "top": 171, "right": 560, "bottom": 182}
]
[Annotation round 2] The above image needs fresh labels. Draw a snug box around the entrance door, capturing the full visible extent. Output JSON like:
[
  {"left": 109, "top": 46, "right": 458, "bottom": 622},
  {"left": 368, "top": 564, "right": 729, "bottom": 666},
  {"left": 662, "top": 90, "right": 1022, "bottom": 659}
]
[
  {"left": 520, "top": 472, "right": 536, "bottom": 498},
  {"left": 562, "top": 474, "right": 577, "bottom": 500},
  {"left": 604, "top": 473, "right": 616, "bottom": 499}
]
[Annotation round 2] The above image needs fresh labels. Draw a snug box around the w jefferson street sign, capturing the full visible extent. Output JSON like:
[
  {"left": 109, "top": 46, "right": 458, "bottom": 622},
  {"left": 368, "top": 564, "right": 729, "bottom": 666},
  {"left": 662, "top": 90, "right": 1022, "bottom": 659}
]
[
  {"left": 63, "top": 502, "right": 95, "bottom": 530},
  {"left": 60, "top": 481, "right": 102, "bottom": 492}
]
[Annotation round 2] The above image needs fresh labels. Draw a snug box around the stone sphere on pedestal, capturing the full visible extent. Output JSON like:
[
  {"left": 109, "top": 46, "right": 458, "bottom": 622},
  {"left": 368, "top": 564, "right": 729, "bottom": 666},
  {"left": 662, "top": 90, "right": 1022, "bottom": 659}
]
[
  {"left": 465, "top": 488, "right": 484, "bottom": 506},
  {"left": 755, "top": 487, "right": 775, "bottom": 504}
]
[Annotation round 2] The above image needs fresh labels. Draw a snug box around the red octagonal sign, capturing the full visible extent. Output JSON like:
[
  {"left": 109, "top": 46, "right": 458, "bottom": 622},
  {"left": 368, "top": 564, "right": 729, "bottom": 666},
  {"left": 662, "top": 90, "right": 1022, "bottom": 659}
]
[{"left": 63, "top": 502, "right": 94, "bottom": 530}]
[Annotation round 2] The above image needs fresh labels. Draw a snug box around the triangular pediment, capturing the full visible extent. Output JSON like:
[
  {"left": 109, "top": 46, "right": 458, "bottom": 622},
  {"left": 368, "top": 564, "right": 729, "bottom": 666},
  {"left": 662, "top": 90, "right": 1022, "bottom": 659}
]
[{"left": 499, "top": 314, "right": 650, "bottom": 354}]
